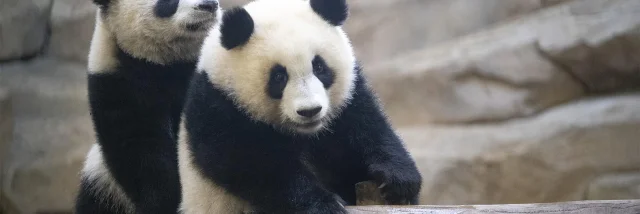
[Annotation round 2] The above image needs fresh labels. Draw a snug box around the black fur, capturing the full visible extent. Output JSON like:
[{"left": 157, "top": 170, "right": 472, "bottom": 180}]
[
  {"left": 76, "top": 178, "right": 129, "bottom": 214},
  {"left": 154, "top": 0, "right": 180, "bottom": 18},
  {"left": 183, "top": 65, "right": 422, "bottom": 213},
  {"left": 92, "top": 0, "right": 111, "bottom": 10},
  {"left": 75, "top": 47, "right": 196, "bottom": 214},
  {"left": 220, "top": 7, "right": 254, "bottom": 50},
  {"left": 310, "top": 0, "right": 348, "bottom": 26},
  {"left": 312, "top": 55, "right": 335, "bottom": 88},
  {"left": 267, "top": 64, "right": 288, "bottom": 99}
]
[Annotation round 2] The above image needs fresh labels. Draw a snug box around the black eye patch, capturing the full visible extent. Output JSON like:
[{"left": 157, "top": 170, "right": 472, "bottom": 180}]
[
  {"left": 267, "top": 64, "right": 288, "bottom": 99},
  {"left": 312, "top": 55, "right": 334, "bottom": 88},
  {"left": 154, "top": 0, "right": 179, "bottom": 18}
]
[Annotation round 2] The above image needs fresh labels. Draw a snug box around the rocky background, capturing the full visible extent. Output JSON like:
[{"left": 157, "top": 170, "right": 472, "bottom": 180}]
[{"left": 1, "top": 0, "right": 639, "bottom": 213}]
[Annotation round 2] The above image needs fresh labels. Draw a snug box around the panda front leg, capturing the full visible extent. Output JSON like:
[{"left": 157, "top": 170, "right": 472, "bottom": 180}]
[
  {"left": 188, "top": 140, "right": 348, "bottom": 214},
  {"left": 350, "top": 125, "right": 423, "bottom": 205},
  {"left": 363, "top": 140, "right": 423, "bottom": 205},
  {"left": 336, "top": 75, "right": 423, "bottom": 205},
  {"left": 356, "top": 115, "right": 422, "bottom": 205}
]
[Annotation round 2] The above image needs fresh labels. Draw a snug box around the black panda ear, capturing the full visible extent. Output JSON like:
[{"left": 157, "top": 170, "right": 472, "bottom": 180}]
[
  {"left": 92, "top": 0, "right": 111, "bottom": 8},
  {"left": 220, "top": 7, "right": 254, "bottom": 50},
  {"left": 310, "top": 0, "right": 348, "bottom": 26}
]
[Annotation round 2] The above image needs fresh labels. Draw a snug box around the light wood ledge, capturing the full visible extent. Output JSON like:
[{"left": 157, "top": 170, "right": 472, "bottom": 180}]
[{"left": 350, "top": 181, "right": 640, "bottom": 213}]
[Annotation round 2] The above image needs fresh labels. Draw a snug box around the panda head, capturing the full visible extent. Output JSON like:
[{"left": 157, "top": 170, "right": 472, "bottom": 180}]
[
  {"left": 199, "top": 0, "right": 356, "bottom": 135},
  {"left": 92, "top": 0, "right": 221, "bottom": 64}
]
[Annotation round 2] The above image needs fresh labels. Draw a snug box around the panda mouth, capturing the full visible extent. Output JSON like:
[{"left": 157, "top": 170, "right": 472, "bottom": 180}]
[
  {"left": 185, "top": 18, "right": 215, "bottom": 31},
  {"left": 299, "top": 121, "right": 321, "bottom": 128},
  {"left": 294, "top": 120, "right": 323, "bottom": 132}
]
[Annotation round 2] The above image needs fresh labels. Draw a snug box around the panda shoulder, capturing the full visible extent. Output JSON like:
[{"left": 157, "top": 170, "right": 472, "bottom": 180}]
[{"left": 87, "top": 12, "right": 119, "bottom": 74}]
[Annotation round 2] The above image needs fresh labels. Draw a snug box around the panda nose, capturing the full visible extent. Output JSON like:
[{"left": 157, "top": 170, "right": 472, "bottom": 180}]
[
  {"left": 297, "top": 107, "right": 322, "bottom": 118},
  {"left": 197, "top": 0, "right": 218, "bottom": 13}
]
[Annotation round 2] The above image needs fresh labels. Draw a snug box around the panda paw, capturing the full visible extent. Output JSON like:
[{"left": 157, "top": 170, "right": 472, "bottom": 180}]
[{"left": 370, "top": 164, "right": 422, "bottom": 205}]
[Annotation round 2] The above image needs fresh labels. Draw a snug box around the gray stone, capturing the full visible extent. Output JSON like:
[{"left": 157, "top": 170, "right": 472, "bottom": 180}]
[
  {"left": 399, "top": 93, "right": 640, "bottom": 205},
  {"left": 587, "top": 172, "right": 640, "bottom": 200},
  {"left": 45, "top": 0, "right": 97, "bottom": 62},
  {"left": 0, "top": 86, "right": 10, "bottom": 171},
  {"left": 0, "top": 58, "right": 94, "bottom": 213},
  {"left": 0, "top": 86, "right": 21, "bottom": 214},
  {"left": 0, "top": 0, "right": 53, "bottom": 61},
  {"left": 367, "top": 0, "right": 640, "bottom": 125},
  {"left": 343, "top": 0, "right": 561, "bottom": 66}
]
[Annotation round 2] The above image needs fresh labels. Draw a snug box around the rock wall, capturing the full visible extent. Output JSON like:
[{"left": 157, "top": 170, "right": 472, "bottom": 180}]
[
  {"left": 368, "top": 0, "right": 640, "bottom": 126},
  {"left": 0, "top": 0, "right": 52, "bottom": 61},
  {"left": 0, "top": 58, "right": 94, "bottom": 213},
  {"left": 403, "top": 93, "right": 640, "bottom": 204},
  {"left": 0, "top": 0, "right": 638, "bottom": 212},
  {"left": 0, "top": 87, "right": 9, "bottom": 174},
  {"left": 46, "top": 0, "right": 97, "bottom": 61},
  {"left": 0, "top": 87, "right": 18, "bottom": 213}
]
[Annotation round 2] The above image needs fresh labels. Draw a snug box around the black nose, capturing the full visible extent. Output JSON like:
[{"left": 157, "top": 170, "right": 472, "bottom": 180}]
[
  {"left": 197, "top": 0, "right": 218, "bottom": 13},
  {"left": 297, "top": 107, "right": 322, "bottom": 118}
]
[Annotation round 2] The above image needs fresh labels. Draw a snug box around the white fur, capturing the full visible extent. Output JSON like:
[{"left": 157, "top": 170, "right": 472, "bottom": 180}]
[
  {"left": 282, "top": 73, "right": 329, "bottom": 131},
  {"left": 88, "top": 0, "right": 221, "bottom": 71},
  {"left": 177, "top": 122, "right": 254, "bottom": 214},
  {"left": 197, "top": 0, "right": 356, "bottom": 134},
  {"left": 88, "top": 12, "right": 119, "bottom": 74},
  {"left": 81, "top": 144, "right": 136, "bottom": 213}
]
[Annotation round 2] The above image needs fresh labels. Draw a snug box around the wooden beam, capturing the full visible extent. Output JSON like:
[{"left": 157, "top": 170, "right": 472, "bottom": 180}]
[
  {"left": 346, "top": 200, "right": 640, "bottom": 214},
  {"left": 351, "top": 181, "right": 640, "bottom": 213}
]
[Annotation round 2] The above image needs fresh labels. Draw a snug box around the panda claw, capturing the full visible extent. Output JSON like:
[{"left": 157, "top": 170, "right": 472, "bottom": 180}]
[{"left": 378, "top": 182, "right": 387, "bottom": 189}]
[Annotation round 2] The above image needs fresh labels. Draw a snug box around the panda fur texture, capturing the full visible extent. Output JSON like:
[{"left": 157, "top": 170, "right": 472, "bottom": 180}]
[
  {"left": 178, "top": 0, "right": 423, "bottom": 213},
  {"left": 75, "top": 0, "right": 221, "bottom": 213}
]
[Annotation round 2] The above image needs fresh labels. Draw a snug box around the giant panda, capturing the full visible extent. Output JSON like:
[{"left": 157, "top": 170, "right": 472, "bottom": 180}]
[
  {"left": 74, "top": 0, "right": 221, "bottom": 213},
  {"left": 177, "top": 0, "right": 422, "bottom": 213}
]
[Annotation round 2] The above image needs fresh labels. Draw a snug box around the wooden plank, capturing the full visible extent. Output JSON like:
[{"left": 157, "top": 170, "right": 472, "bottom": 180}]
[
  {"left": 346, "top": 200, "right": 640, "bottom": 214},
  {"left": 350, "top": 181, "right": 640, "bottom": 213}
]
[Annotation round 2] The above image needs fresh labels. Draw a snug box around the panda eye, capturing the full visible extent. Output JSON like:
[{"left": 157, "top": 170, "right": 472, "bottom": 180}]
[
  {"left": 267, "top": 64, "right": 288, "bottom": 99},
  {"left": 313, "top": 61, "right": 325, "bottom": 74},
  {"left": 311, "top": 55, "right": 335, "bottom": 89},
  {"left": 274, "top": 70, "right": 287, "bottom": 82},
  {"left": 312, "top": 56, "right": 324, "bottom": 73}
]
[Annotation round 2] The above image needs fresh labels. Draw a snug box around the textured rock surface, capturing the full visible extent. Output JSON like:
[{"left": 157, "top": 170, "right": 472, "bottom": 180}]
[
  {"left": 0, "top": 87, "right": 8, "bottom": 212},
  {"left": 221, "top": 0, "right": 559, "bottom": 66},
  {"left": 45, "top": 0, "right": 97, "bottom": 61},
  {"left": 400, "top": 93, "right": 640, "bottom": 205},
  {"left": 368, "top": 0, "right": 640, "bottom": 125},
  {"left": 587, "top": 172, "right": 640, "bottom": 200},
  {"left": 0, "top": 87, "right": 15, "bottom": 214},
  {"left": 0, "top": 58, "right": 94, "bottom": 213},
  {"left": 0, "top": 0, "right": 53, "bottom": 61},
  {"left": 344, "top": 0, "right": 565, "bottom": 66},
  {"left": 0, "top": 87, "right": 9, "bottom": 170},
  {"left": 539, "top": 2, "right": 640, "bottom": 93}
]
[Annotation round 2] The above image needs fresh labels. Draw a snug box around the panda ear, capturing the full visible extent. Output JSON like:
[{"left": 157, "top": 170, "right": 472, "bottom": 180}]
[
  {"left": 220, "top": 7, "right": 254, "bottom": 50},
  {"left": 310, "top": 0, "right": 348, "bottom": 26},
  {"left": 92, "top": 0, "right": 111, "bottom": 8}
]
